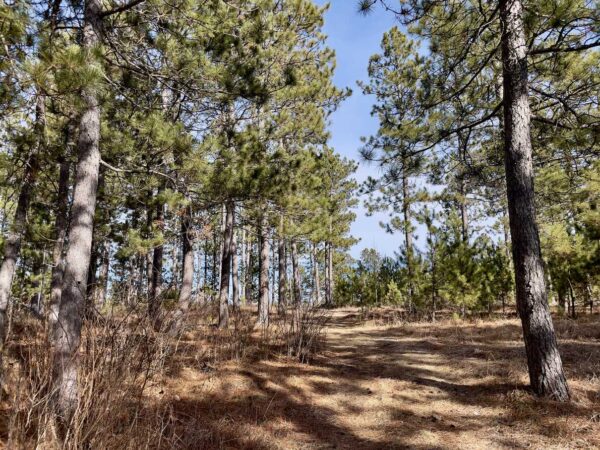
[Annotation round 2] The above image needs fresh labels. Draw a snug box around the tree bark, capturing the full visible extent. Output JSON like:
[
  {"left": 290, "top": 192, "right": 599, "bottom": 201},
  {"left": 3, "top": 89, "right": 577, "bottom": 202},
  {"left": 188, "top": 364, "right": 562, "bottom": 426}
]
[
  {"left": 291, "top": 240, "right": 301, "bottom": 306},
  {"left": 500, "top": 0, "right": 569, "bottom": 400},
  {"left": 48, "top": 155, "right": 70, "bottom": 333},
  {"left": 325, "top": 242, "right": 334, "bottom": 307},
  {"left": 170, "top": 205, "right": 193, "bottom": 333},
  {"left": 218, "top": 202, "right": 233, "bottom": 328},
  {"left": 245, "top": 232, "right": 253, "bottom": 305},
  {"left": 0, "top": 94, "right": 44, "bottom": 343},
  {"left": 148, "top": 192, "right": 164, "bottom": 322},
  {"left": 311, "top": 243, "right": 321, "bottom": 305},
  {"left": 96, "top": 243, "right": 109, "bottom": 306},
  {"left": 232, "top": 218, "right": 240, "bottom": 309},
  {"left": 278, "top": 236, "right": 287, "bottom": 314},
  {"left": 402, "top": 167, "right": 414, "bottom": 311},
  {"left": 257, "top": 214, "right": 270, "bottom": 327},
  {"left": 53, "top": 0, "right": 103, "bottom": 421}
]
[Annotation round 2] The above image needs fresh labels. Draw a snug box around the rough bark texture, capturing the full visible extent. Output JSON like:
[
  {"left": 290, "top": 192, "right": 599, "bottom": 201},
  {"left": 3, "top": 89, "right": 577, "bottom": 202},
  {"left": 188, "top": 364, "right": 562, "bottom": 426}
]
[
  {"left": 500, "top": 0, "right": 569, "bottom": 401},
  {"left": 257, "top": 214, "right": 270, "bottom": 327},
  {"left": 0, "top": 94, "right": 44, "bottom": 343},
  {"left": 53, "top": 0, "right": 103, "bottom": 422},
  {"left": 48, "top": 155, "right": 71, "bottom": 332},
  {"left": 218, "top": 202, "right": 233, "bottom": 328}
]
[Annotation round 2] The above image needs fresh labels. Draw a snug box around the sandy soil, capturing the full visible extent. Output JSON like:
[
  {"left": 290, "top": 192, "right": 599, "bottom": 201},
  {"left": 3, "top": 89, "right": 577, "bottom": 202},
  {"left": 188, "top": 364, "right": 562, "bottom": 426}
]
[{"left": 147, "top": 308, "right": 600, "bottom": 449}]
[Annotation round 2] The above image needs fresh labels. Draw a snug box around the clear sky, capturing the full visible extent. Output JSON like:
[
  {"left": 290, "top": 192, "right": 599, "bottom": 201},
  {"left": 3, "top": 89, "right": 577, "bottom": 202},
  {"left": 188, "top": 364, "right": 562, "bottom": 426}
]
[{"left": 314, "top": 1, "right": 403, "bottom": 259}]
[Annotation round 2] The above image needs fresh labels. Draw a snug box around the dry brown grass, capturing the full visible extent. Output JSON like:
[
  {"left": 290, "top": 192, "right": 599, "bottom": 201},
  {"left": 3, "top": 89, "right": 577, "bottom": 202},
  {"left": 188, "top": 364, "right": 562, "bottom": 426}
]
[{"left": 1, "top": 305, "right": 599, "bottom": 449}]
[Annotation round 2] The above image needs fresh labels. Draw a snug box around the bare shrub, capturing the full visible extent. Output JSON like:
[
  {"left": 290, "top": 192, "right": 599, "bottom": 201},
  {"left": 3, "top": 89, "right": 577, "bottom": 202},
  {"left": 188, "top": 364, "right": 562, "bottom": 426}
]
[
  {"left": 281, "top": 304, "right": 330, "bottom": 363},
  {"left": 2, "top": 304, "right": 183, "bottom": 449}
]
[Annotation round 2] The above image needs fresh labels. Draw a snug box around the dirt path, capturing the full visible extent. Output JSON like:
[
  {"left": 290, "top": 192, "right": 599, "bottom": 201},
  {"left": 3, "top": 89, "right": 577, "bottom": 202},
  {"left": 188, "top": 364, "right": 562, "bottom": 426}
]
[{"left": 157, "top": 308, "right": 600, "bottom": 449}]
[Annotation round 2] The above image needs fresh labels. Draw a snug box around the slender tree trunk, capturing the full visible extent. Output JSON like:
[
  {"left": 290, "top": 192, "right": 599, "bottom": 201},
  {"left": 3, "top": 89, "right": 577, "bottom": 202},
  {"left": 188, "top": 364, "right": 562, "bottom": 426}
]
[
  {"left": 48, "top": 153, "right": 71, "bottom": 334},
  {"left": 567, "top": 278, "right": 576, "bottom": 319},
  {"left": 457, "top": 132, "right": 469, "bottom": 243},
  {"left": 278, "top": 236, "right": 287, "bottom": 314},
  {"left": 270, "top": 239, "right": 276, "bottom": 308},
  {"left": 86, "top": 238, "right": 98, "bottom": 315},
  {"left": 240, "top": 225, "right": 246, "bottom": 302},
  {"left": 0, "top": 94, "right": 44, "bottom": 343},
  {"left": 325, "top": 242, "right": 334, "bottom": 307},
  {"left": 245, "top": 233, "right": 253, "bottom": 305},
  {"left": 171, "top": 205, "right": 194, "bottom": 332},
  {"left": 218, "top": 202, "right": 233, "bottom": 328},
  {"left": 311, "top": 243, "right": 321, "bottom": 305},
  {"left": 149, "top": 193, "right": 164, "bottom": 321},
  {"left": 500, "top": 0, "right": 569, "bottom": 400},
  {"left": 232, "top": 219, "right": 240, "bottom": 309},
  {"left": 145, "top": 196, "right": 153, "bottom": 298},
  {"left": 203, "top": 239, "right": 208, "bottom": 291},
  {"left": 402, "top": 169, "right": 414, "bottom": 312},
  {"left": 53, "top": 0, "right": 103, "bottom": 421},
  {"left": 96, "top": 243, "right": 109, "bottom": 306},
  {"left": 257, "top": 214, "right": 270, "bottom": 326},
  {"left": 291, "top": 240, "right": 301, "bottom": 306}
]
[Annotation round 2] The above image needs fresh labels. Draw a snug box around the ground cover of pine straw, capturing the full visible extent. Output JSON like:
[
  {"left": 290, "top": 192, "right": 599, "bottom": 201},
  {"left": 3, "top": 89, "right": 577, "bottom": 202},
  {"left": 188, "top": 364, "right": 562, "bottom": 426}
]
[{"left": 2, "top": 307, "right": 599, "bottom": 449}]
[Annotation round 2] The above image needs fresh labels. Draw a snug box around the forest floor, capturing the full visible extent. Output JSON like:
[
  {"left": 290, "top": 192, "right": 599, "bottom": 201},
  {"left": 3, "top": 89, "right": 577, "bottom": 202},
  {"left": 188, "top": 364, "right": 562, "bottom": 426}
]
[{"left": 145, "top": 308, "right": 600, "bottom": 450}]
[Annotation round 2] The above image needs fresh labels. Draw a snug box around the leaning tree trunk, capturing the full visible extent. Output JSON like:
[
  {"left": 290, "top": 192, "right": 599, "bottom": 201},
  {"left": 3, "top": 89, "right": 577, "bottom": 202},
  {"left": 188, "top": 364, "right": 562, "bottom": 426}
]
[
  {"left": 0, "top": 94, "right": 44, "bottom": 344},
  {"left": 500, "top": 0, "right": 569, "bottom": 401},
  {"left": 53, "top": 0, "right": 103, "bottom": 422},
  {"left": 48, "top": 155, "right": 71, "bottom": 334},
  {"left": 218, "top": 202, "right": 233, "bottom": 328},
  {"left": 257, "top": 214, "right": 270, "bottom": 327}
]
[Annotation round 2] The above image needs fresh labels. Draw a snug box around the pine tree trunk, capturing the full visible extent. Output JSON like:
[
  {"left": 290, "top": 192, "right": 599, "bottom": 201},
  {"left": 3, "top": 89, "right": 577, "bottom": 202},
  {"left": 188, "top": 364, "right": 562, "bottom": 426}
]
[
  {"left": 0, "top": 94, "right": 44, "bottom": 343},
  {"left": 500, "top": 0, "right": 569, "bottom": 401},
  {"left": 245, "top": 234, "right": 253, "bottom": 305},
  {"left": 402, "top": 168, "right": 414, "bottom": 311},
  {"left": 240, "top": 225, "right": 246, "bottom": 302},
  {"left": 53, "top": 0, "right": 103, "bottom": 421},
  {"left": 149, "top": 193, "right": 164, "bottom": 321},
  {"left": 48, "top": 151, "right": 71, "bottom": 334},
  {"left": 311, "top": 243, "right": 321, "bottom": 305},
  {"left": 257, "top": 214, "right": 270, "bottom": 326},
  {"left": 457, "top": 132, "right": 469, "bottom": 243},
  {"left": 96, "top": 243, "right": 109, "bottom": 307},
  {"left": 218, "top": 202, "right": 233, "bottom": 328},
  {"left": 171, "top": 205, "right": 194, "bottom": 332},
  {"left": 278, "top": 236, "right": 287, "bottom": 314},
  {"left": 232, "top": 220, "right": 240, "bottom": 309},
  {"left": 325, "top": 242, "right": 334, "bottom": 307},
  {"left": 291, "top": 240, "right": 301, "bottom": 306}
]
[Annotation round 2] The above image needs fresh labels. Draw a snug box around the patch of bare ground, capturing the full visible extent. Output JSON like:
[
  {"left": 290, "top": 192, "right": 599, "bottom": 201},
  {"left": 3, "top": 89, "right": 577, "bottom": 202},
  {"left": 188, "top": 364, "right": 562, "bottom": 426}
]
[
  {"left": 2, "top": 306, "right": 598, "bottom": 449},
  {"left": 139, "top": 307, "right": 600, "bottom": 450}
]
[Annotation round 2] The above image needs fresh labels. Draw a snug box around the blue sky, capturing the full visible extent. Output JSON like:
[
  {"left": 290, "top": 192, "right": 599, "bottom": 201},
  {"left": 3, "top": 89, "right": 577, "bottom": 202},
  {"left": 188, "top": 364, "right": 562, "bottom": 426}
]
[{"left": 314, "top": 1, "right": 403, "bottom": 258}]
